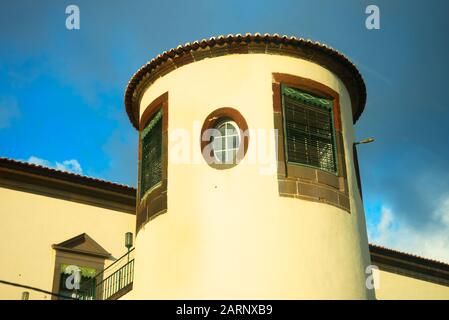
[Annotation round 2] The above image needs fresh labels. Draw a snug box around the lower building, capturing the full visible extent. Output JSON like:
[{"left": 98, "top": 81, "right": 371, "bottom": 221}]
[
  {"left": 1, "top": 34, "right": 448, "bottom": 300},
  {"left": 0, "top": 157, "right": 448, "bottom": 300}
]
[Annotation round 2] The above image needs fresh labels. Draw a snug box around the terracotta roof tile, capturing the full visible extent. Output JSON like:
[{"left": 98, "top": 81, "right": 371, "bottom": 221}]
[
  {"left": 124, "top": 33, "right": 367, "bottom": 130},
  {"left": 369, "top": 243, "right": 449, "bottom": 268},
  {"left": 0, "top": 157, "right": 136, "bottom": 193}
]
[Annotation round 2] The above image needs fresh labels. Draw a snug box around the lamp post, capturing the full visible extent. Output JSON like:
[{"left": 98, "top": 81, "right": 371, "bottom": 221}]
[
  {"left": 354, "top": 137, "right": 374, "bottom": 145},
  {"left": 353, "top": 137, "right": 375, "bottom": 201},
  {"left": 125, "top": 232, "right": 133, "bottom": 263}
]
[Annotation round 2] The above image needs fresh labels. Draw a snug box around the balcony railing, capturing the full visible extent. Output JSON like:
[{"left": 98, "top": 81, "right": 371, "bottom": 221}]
[
  {"left": 78, "top": 248, "right": 135, "bottom": 300},
  {"left": 98, "top": 258, "right": 134, "bottom": 300}
]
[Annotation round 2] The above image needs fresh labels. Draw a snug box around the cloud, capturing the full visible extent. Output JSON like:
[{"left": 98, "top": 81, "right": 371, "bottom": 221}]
[
  {"left": 55, "top": 159, "right": 83, "bottom": 174},
  {"left": 26, "top": 156, "right": 51, "bottom": 167},
  {"left": 26, "top": 156, "right": 83, "bottom": 175},
  {"left": 372, "top": 207, "right": 394, "bottom": 245},
  {"left": 369, "top": 197, "right": 449, "bottom": 263},
  {"left": 0, "top": 96, "right": 20, "bottom": 129}
]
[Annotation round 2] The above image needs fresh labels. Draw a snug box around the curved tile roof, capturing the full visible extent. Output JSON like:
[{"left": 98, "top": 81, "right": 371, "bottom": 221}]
[
  {"left": 370, "top": 243, "right": 449, "bottom": 269},
  {"left": 0, "top": 157, "right": 134, "bottom": 192},
  {"left": 124, "top": 33, "right": 367, "bottom": 129}
]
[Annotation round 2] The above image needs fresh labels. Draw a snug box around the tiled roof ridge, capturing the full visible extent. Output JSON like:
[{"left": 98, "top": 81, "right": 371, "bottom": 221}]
[
  {"left": 369, "top": 243, "right": 449, "bottom": 269},
  {"left": 0, "top": 157, "right": 135, "bottom": 191},
  {"left": 124, "top": 33, "right": 367, "bottom": 129}
]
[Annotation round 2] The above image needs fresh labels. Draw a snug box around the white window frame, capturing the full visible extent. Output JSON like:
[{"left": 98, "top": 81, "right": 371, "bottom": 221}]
[{"left": 212, "top": 120, "right": 241, "bottom": 164}]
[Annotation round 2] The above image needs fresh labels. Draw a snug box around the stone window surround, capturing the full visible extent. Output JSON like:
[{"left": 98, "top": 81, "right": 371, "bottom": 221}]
[
  {"left": 272, "top": 73, "right": 351, "bottom": 213},
  {"left": 136, "top": 92, "right": 169, "bottom": 233},
  {"left": 51, "top": 250, "right": 105, "bottom": 300},
  {"left": 200, "top": 107, "right": 249, "bottom": 170}
]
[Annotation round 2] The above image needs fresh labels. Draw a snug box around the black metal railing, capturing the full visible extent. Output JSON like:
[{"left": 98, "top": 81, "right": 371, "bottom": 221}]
[
  {"left": 97, "top": 258, "right": 134, "bottom": 300},
  {"left": 77, "top": 248, "right": 135, "bottom": 300}
]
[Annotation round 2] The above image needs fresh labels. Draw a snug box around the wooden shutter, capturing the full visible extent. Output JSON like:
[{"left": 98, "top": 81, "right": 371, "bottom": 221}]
[
  {"left": 282, "top": 86, "right": 337, "bottom": 174},
  {"left": 140, "top": 109, "right": 163, "bottom": 198}
]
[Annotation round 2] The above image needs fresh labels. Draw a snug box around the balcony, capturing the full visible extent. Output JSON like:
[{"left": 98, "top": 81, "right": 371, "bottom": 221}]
[{"left": 78, "top": 248, "right": 134, "bottom": 300}]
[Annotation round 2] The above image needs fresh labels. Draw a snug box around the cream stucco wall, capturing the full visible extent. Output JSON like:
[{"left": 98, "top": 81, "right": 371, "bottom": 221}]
[
  {"left": 373, "top": 269, "right": 449, "bottom": 300},
  {"left": 133, "top": 54, "right": 375, "bottom": 299},
  {"left": 0, "top": 187, "right": 135, "bottom": 300}
]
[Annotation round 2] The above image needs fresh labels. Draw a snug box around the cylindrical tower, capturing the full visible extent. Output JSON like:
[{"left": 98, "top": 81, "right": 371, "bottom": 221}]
[{"left": 125, "top": 34, "right": 374, "bottom": 299}]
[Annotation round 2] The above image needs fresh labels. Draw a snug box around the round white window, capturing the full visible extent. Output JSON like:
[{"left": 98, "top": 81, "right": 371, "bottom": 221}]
[{"left": 212, "top": 120, "right": 241, "bottom": 164}]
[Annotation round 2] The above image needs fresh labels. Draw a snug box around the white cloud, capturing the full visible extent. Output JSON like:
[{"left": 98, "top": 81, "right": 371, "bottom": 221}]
[
  {"left": 26, "top": 156, "right": 83, "bottom": 175},
  {"left": 370, "top": 197, "right": 449, "bottom": 263},
  {"left": 55, "top": 159, "right": 82, "bottom": 174},
  {"left": 373, "top": 207, "right": 394, "bottom": 245}
]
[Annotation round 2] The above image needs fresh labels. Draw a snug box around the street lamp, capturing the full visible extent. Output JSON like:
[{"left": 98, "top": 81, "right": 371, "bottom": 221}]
[
  {"left": 353, "top": 137, "right": 374, "bottom": 202},
  {"left": 125, "top": 232, "right": 133, "bottom": 262},
  {"left": 354, "top": 137, "right": 375, "bottom": 145}
]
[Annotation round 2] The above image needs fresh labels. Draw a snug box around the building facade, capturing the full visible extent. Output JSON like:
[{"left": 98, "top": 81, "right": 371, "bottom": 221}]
[
  {"left": 127, "top": 34, "right": 371, "bottom": 299},
  {"left": 1, "top": 157, "right": 449, "bottom": 300},
  {"left": 1, "top": 34, "right": 448, "bottom": 300}
]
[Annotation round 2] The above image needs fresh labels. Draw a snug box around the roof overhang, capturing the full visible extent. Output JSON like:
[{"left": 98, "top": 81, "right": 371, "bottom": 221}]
[
  {"left": 124, "top": 33, "right": 367, "bottom": 130},
  {"left": 0, "top": 157, "right": 136, "bottom": 214}
]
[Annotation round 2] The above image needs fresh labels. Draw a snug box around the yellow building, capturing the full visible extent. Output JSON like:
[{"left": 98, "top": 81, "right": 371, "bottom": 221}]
[{"left": 1, "top": 34, "right": 448, "bottom": 300}]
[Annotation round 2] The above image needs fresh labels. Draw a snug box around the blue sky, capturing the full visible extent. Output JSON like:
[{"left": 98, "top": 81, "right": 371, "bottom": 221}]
[{"left": 1, "top": 0, "right": 449, "bottom": 262}]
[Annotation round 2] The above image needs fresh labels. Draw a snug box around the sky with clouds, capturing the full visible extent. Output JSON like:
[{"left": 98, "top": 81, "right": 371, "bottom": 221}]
[{"left": 1, "top": 0, "right": 448, "bottom": 262}]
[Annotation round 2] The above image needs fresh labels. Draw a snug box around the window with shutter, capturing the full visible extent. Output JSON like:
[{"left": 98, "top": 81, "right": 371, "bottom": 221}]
[
  {"left": 140, "top": 109, "right": 163, "bottom": 198},
  {"left": 282, "top": 86, "right": 337, "bottom": 174}
]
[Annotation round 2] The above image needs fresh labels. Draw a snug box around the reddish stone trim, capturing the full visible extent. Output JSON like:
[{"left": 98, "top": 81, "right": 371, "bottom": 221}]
[
  {"left": 272, "top": 73, "right": 350, "bottom": 213},
  {"left": 125, "top": 34, "right": 366, "bottom": 130},
  {"left": 136, "top": 92, "right": 169, "bottom": 233},
  {"left": 139, "top": 92, "right": 169, "bottom": 132},
  {"left": 200, "top": 107, "right": 249, "bottom": 170}
]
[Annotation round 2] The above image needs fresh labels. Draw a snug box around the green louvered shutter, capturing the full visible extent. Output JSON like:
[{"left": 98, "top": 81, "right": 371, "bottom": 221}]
[
  {"left": 140, "top": 109, "right": 163, "bottom": 198},
  {"left": 282, "top": 86, "right": 337, "bottom": 174}
]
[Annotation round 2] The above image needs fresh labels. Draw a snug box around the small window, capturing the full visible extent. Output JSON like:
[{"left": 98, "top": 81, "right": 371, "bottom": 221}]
[
  {"left": 200, "top": 107, "right": 249, "bottom": 169},
  {"left": 140, "top": 109, "right": 163, "bottom": 198},
  {"left": 51, "top": 233, "right": 110, "bottom": 300},
  {"left": 211, "top": 120, "right": 241, "bottom": 164},
  {"left": 282, "top": 86, "right": 337, "bottom": 174},
  {"left": 58, "top": 264, "right": 97, "bottom": 300}
]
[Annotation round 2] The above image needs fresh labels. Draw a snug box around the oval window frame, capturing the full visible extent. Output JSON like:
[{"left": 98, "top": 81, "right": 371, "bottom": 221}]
[{"left": 200, "top": 107, "right": 249, "bottom": 170}]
